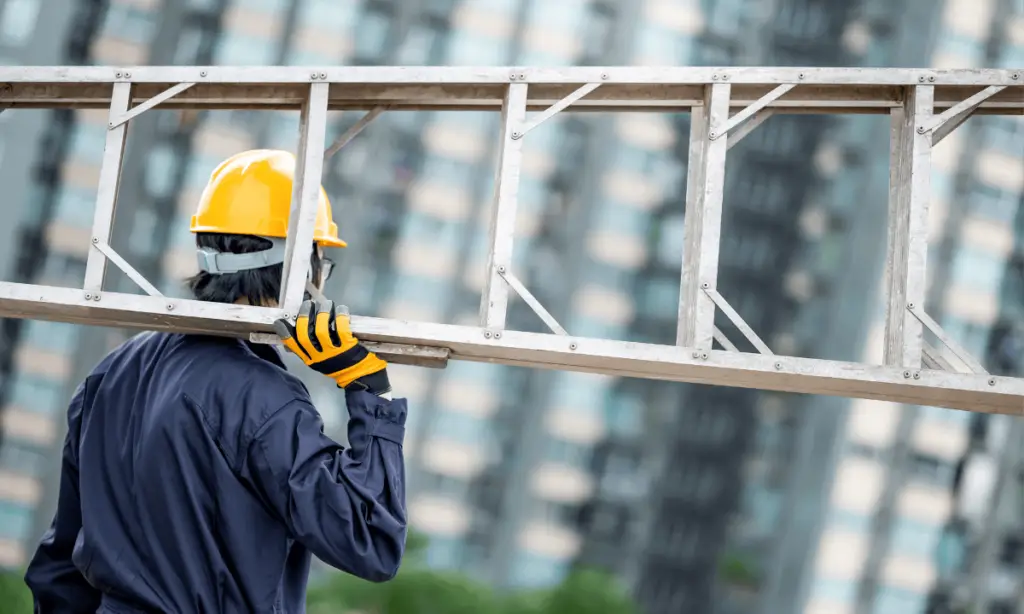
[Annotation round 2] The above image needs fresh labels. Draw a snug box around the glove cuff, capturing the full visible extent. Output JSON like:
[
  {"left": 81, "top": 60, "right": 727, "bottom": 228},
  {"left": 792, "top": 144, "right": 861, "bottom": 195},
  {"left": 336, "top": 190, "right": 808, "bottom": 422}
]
[{"left": 345, "top": 369, "right": 392, "bottom": 396}]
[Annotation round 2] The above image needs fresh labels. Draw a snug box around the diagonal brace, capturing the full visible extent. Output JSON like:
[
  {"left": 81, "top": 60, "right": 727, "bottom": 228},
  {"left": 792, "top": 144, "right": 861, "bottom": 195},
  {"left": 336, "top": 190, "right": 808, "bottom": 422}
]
[
  {"left": 727, "top": 109, "right": 775, "bottom": 151},
  {"left": 514, "top": 82, "right": 601, "bottom": 139},
  {"left": 92, "top": 240, "right": 163, "bottom": 297},
  {"left": 324, "top": 106, "right": 388, "bottom": 160},
  {"left": 923, "top": 341, "right": 956, "bottom": 372},
  {"left": 111, "top": 82, "right": 195, "bottom": 128},
  {"left": 923, "top": 85, "right": 1006, "bottom": 144},
  {"left": 497, "top": 267, "right": 568, "bottom": 336},
  {"left": 711, "top": 84, "right": 795, "bottom": 140},
  {"left": 713, "top": 326, "right": 739, "bottom": 352},
  {"left": 908, "top": 305, "right": 987, "bottom": 374},
  {"left": 702, "top": 286, "right": 774, "bottom": 355}
]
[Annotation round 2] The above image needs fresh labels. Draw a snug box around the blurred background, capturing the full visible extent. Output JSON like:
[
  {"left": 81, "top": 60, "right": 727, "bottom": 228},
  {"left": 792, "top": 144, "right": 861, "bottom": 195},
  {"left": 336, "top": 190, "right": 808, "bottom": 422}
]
[{"left": 0, "top": 0, "right": 1021, "bottom": 613}]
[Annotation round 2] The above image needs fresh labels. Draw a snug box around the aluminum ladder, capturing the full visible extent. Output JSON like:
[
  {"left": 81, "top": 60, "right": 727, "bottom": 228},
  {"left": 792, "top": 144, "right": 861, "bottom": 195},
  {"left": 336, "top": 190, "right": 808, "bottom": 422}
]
[{"left": 0, "top": 66, "right": 1021, "bottom": 414}]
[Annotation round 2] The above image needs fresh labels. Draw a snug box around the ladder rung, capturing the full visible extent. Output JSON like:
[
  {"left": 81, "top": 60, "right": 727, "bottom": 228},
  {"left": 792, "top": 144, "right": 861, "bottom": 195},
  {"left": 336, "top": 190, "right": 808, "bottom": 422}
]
[{"left": 1, "top": 66, "right": 1021, "bottom": 416}]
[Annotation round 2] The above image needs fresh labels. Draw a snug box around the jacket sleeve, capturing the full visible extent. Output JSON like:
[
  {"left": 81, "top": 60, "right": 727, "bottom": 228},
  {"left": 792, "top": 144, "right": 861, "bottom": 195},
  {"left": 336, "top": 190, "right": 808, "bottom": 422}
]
[
  {"left": 24, "top": 378, "right": 102, "bottom": 613},
  {"left": 244, "top": 388, "right": 408, "bottom": 581}
]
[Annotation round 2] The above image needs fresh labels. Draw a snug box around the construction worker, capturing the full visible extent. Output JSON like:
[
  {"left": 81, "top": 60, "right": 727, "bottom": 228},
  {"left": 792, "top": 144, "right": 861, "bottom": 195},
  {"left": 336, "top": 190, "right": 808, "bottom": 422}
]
[{"left": 23, "top": 149, "right": 408, "bottom": 613}]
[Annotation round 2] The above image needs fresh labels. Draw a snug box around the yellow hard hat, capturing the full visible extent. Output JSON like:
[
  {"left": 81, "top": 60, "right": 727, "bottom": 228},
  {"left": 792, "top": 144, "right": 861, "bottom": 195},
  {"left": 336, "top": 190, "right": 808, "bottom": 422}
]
[{"left": 190, "top": 149, "right": 347, "bottom": 248}]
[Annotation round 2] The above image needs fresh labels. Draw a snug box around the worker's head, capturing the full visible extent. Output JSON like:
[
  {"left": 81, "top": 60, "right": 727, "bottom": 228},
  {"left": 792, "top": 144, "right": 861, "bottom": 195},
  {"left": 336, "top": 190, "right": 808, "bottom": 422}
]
[{"left": 185, "top": 149, "right": 346, "bottom": 307}]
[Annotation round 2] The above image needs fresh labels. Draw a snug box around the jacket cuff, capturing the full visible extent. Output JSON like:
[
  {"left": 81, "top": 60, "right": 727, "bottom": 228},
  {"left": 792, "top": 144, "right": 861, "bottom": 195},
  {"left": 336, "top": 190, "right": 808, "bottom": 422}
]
[{"left": 345, "top": 390, "right": 407, "bottom": 445}]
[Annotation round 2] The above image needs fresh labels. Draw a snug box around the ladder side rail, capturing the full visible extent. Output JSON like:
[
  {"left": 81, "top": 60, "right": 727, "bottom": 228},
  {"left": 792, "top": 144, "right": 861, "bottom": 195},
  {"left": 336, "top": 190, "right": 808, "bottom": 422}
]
[
  {"left": 677, "top": 83, "right": 730, "bottom": 350},
  {"left": 279, "top": 82, "right": 330, "bottom": 316},
  {"left": 83, "top": 82, "right": 132, "bottom": 296},
  {"left": 882, "top": 85, "right": 933, "bottom": 369},
  {"left": 479, "top": 82, "right": 527, "bottom": 330}
]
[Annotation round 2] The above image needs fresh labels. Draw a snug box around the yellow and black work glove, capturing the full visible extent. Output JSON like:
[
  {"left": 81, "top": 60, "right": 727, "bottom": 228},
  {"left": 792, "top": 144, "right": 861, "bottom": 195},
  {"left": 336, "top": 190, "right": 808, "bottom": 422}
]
[{"left": 274, "top": 300, "right": 391, "bottom": 395}]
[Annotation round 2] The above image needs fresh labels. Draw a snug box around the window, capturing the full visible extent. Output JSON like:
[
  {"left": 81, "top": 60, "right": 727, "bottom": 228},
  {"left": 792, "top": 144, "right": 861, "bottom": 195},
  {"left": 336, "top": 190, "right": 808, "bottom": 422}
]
[
  {"left": 0, "top": 440, "right": 47, "bottom": 476},
  {"left": 420, "top": 154, "right": 475, "bottom": 188},
  {"left": 447, "top": 29, "right": 508, "bottom": 65},
  {"left": 9, "top": 374, "right": 64, "bottom": 413},
  {"left": 830, "top": 509, "right": 870, "bottom": 532},
  {"left": 0, "top": 501, "right": 33, "bottom": 541},
  {"left": 890, "top": 518, "right": 939, "bottom": 559},
  {"left": 508, "top": 550, "right": 569, "bottom": 588},
  {"left": 353, "top": 9, "right": 393, "bottom": 59},
  {"left": 102, "top": 4, "right": 157, "bottom": 44},
  {"left": 399, "top": 212, "right": 463, "bottom": 253},
  {"left": 22, "top": 320, "right": 77, "bottom": 354},
  {"left": 216, "top": 31, "right": 276, "bottom": 65},
  {"left": 951, "top": 246, "right": 1004, "bottom": 292},
  {"left": 430, "top": 410, "right": 488, "bottom": 444},
  {"left": 53, "top": 187, "right": 96, "bottom": 228},
  {"left": 0, "top": 0, "right": 40, "bottom": 46},
  {"left": 636, "top": 23, "right": 692, "bottom": 64},
  {"left": 654, "top": 213, "right": 685, "bottom": 268},
  {"left": 145, "top": 144, "right": 178, "bottom": 198},
  {"left": 639, "top": 276, "right": 678, "bottom": 319},
  {"left": 425, "top": 534, "right": 463, "bottom": 570},
  {"left": 543, "top": 437, "right": 591, "bottom": 469},
  {"left": 874, "top": 586, "right": 925, "bottom": 614},
  {"left": 969, "top": 181, "right": 1019, "bottom": 223},
  {"left": 299, "top": 0, "right": 359, "bottom": 30},
  {"left": 810, "top": 578, "right": 856, "bottom": 604},
  {"left": 69, "top": 122, "right": 108, "bottom": 163}
]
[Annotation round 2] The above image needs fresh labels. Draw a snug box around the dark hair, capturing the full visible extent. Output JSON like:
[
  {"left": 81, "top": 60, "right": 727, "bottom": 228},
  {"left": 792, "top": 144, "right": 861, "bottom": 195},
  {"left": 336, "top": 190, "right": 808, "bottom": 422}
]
[{"left": 185, "top": 233, "right": 323, "bottom": 306}]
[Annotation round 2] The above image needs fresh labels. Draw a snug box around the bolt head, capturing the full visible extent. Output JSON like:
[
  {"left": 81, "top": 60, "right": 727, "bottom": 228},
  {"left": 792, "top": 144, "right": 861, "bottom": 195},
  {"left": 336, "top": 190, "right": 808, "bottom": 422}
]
[
  {"left": 919, "top": 76, "right": 926, "bottom": 82},
  {"left": 908, "top": 302, "right": 915, "bottom": 309},
  {"left": 494, "top": 332, "right": 502, "bottom": 339},
  {"left": 708, "top": 131, "right": 717, "bottom": 139},
  {"left": 511, "top": 131, "right": 522, "bottom": 140},
  {"left": 701, "top": 282, "right": 709, "bottom": 289},
  {"left": 712, "top": 75, "right": 719, "bottom": 81},
  {"left": 84, "top": 292, "right": 92, "bottom": 300},
  {"left": 774, "top": 362, "right": 782, "bottom": 370},
  {"left": 913, "top": 372, "right": 921, "bottom": 379},
  {"left": 166, "top": 303, "right": 174, "bottom": 310},
  {"left": 701, "top": 352, "right": 709, "bottom": 360},
  {"left": 125, "top": 72, "right": 131, "bottom": 78},
  {"left": 319, "top": 72, "right": 326, "bottom": 79},
  {"left": 200, "top": 70, "right": 208, "bottom": 77},
  {"left": 1012, "top": 73, "right": 1020, "bottom": 80},
  {"left": 569, "top": 342, "right": 578, "bottom": 350},
  {"left": 903, "top": 370, "right": 911, "bottom": 378},
  {"left": 989, "top": 378, "right": 997, "bottom": 386},
  {"left": 797, "top": 73, "right": 805, "bottom": 79},
  {"left": 115, "top": 72, "right": 122, "bottom": 78},
  {"left": 517, "top": 73, "right": 524, "bottom": 79},
  {"left": 601, "top": 73, "right": 609, "bottom": 80},
  {"left": 484, "top": 331, "right": 492, "bottom": 338},
  {"left": 497, "top": 265, "right": 506, "bottom": 273},
  {"left": 928, "top": 76, "right": 935, "bottom": 82}
]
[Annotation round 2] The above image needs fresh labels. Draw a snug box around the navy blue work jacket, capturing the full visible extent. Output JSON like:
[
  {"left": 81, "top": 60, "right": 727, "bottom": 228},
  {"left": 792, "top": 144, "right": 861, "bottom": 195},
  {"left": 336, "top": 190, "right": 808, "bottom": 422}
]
[{"left": 23, "top": 332, "right": 408, "bottom": 613}]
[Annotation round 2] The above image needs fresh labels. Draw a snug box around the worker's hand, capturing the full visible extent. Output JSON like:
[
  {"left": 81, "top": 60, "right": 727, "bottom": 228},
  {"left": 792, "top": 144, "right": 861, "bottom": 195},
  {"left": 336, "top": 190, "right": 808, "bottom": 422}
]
[{"left": 274, "top": 300, "right": 391, "bottom": 395}]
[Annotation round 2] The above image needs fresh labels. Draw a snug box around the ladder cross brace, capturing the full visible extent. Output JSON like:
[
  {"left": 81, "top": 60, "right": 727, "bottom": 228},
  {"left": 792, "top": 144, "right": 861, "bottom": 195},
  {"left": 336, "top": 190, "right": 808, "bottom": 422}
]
[{"left": 0, "top": 66, "right": 1020, "bottom": 416}]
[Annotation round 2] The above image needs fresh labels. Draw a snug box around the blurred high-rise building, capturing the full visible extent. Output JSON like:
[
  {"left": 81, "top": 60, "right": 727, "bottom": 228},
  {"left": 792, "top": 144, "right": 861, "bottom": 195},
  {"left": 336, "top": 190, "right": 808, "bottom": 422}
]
[{"left": 0, "top": 3, "right": 1020, "bottom": 614}]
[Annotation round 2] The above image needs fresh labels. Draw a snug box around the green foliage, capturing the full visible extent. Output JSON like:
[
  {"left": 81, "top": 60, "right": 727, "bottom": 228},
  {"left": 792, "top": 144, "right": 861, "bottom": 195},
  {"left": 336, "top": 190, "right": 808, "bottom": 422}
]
[
  {"left": 307, "top": 530, "right": 640, "bottom": 614},
  {"left": 0, "top": 569, "right": 33, "bottom": 614}
]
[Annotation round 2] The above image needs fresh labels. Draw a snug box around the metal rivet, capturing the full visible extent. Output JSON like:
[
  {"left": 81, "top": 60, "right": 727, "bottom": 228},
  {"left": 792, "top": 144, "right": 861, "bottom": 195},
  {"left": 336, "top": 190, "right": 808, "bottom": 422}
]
[
  {"left": 125, "top": 72, "right": 131, "bottom": 78},
  {"left": 701, "top": 352, "right": 709, "bottom": 360},
  {"left": 115, "top": 72, "right": 122, "bottom": 78},
  {"left": 774, "top": 362, "right": 782, "bottom": 370},
  {"left": 701, "top": 282, "right": 709, "bottom": 289},
  {"left": 166, "top": 303, "right": 174, "bottom": 311},
  {"left": 200, "top": 70, "right": 208, "bottom": 77},
  {"left": 989, "top": 378, "right": 997, "bottom": 386},
  {"left": 84, "top": 292, "right": 92, "bottom": 300},
  {"left": 692, "top": 351, "right": 700, "bottom": 358},
  {"left": 484, "top": 331, "right": 492, "bottom": 339},
  {"left": 928, "top": 76, "right": 935, "bottom": 82},
  {"left": 497, "top": 265, "right": 506, "bottom": 273},
  {"left": 93, "top": 293, "right": 101, "bottom": 301},
  {"left": 798, "top": 73, "right": 805, "bottom": 80},
  {"left": 918, "top": 76, "right": 926, "bottom": 82},
  {"left": 908, "top": 302, "right": 915, "bottom": 309},
  {"left": 917, "top": 127, "right": 925, "bottom": 134},
  {"left": 1013, "top": 73, "right": 1020, "bottom": 80},
  {"left": 913, "top": 371, "right": 921, "bottom": 380},
  {"left": 721, "top": 74, "right": 729, "bottom": 81},
  {"left": 712, "top": 75, "right": 719, "bottom": 81},
  {"left": 494, "top": 332, "right": 502, "bottom": 339},
  {"left": 319, "top": 72, "right": 326, "bottom": 79},
  {"left": 311, "top": 73, "right": 318, "bottom": 79},
  {"left": 708, "top": 131, "right": 717, "bottom": 139},
  {"left": 903, "top": 370, "right": 911, "bottom": 378},
  {"left": 509, "top": 73, "right": 516, "bottom": 81},
  {"left": 517, "top": 73, "right": 524, "bottom": 79},
  {"left": 569, "top": 342, "right": 578, "bottom": 350},
  {"left": 601, "top": 73, "right": 609, "bottom": 80},
  {"left": 92, "top": 237, "right": 99, "bottom": 244},
  {"left": 511, "top": 131, "right": 522, "bottom": 140},
  {"left": 107, "top": 122, "right": 114, "bottom": 129}
]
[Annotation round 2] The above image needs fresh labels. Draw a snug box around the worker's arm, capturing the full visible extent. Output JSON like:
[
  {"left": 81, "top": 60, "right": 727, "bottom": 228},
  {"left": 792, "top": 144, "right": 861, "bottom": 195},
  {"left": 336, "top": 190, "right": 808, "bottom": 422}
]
[
  {"left": 24, "top": 378, "right": 103, "bottom": 613},
  {"left": 243, "top": 390, "right": 407, "bottom": 581}
]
